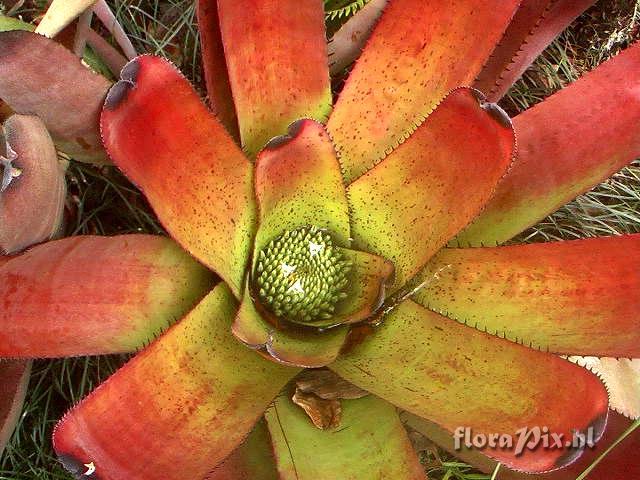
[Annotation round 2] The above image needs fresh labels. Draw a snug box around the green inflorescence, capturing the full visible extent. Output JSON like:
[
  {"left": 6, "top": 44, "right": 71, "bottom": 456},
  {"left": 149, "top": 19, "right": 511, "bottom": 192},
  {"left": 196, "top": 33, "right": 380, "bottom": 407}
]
[{"left": 254, "top": 226, "right": 352, "bottom": 325}]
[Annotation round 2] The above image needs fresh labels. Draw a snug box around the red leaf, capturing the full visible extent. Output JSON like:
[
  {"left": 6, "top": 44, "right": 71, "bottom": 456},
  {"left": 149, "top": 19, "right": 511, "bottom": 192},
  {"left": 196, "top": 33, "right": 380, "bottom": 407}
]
[
  {"left": 458, "top": 41, "right": 640, "bottom": 245},
  {"left": 0, "top": 235, "right": 213, "bottom": 357},
  {"left": 217, "top": 0, "right": 331, "bottom": 157},
  {"left": 196, "top": 0, "right": 238, "bottom": 137},
  {"left": 474, "top": 0, "right": 596, "bottom": 102}
]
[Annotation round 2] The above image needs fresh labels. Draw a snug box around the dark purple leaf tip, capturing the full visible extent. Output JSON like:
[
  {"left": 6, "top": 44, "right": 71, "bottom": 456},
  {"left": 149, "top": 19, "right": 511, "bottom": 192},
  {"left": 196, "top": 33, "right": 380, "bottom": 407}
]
[
  {"left": 552, "top": 411, "right": 608, "bottom": 469},
  {"left": 263, "top": 134, "right": 291, "bottom": 150},
  {"left": 263, "top": 119, "right": 307, "bottom": 150},
  {"left": 469, "top": 88, "right": 512, "bottom": 127},
  {"left": 105, "top": 58, "right": 141, "bottom": 110},
  {"left": 287, "top": 118, "right": 306, "bottom": 137},
  {"left": 470, "top": 88, "right": 488, "bottom": 103},
  {"left": 57, "top": 454, "right": 101, "bottom": 480},
  {"left": 104, "top": 80, "right": 133, "bottom": 110},
  {"left": 120, "top": 58, "right": 140, "bottom": 83},
  {"left": 481, "top": 102, "right": 512, "bottom": 128}
]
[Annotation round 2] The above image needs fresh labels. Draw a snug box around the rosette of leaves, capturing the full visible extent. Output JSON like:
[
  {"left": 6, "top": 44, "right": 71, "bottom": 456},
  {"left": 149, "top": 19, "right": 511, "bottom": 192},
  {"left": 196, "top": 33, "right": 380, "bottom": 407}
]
[{"left": 0, "top": 1, "right": 640, "bottom": 479}]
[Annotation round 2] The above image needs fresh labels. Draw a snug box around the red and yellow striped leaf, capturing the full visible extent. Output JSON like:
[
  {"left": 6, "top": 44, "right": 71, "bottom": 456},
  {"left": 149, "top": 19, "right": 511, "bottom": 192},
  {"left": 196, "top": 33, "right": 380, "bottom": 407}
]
[
  {"left": 0, "top": 114, "right": 65, "bottom": 254},
  {"left": 264, "top": 394, "right": 426, "bottom": 479},
  {"left": 474, "top": 0, "right": 596, "bottom": 102},
  {"left": 54, "top": 284, "right": 298, "bottom": 480},
  {"left": 347, "top": 88, "right": 514, "bottom": 292},
  {"left": 414, "top": 235, "right": 640, "bottom": 357},
  {"left": 458, "top": 41, "right": 640, "bottom": 245},
  {"left": 101, "top": 55, "right": 256, "bottom": 296},
  {"left": 327, "top": 0, "right": 519, "bottom": 182},
  {"left": 0, "top": 235, "right": 213, "bottom": 358},
  {"left": 0, "top": 30, "right": 110, "bottom": 164},
  {"left": 217, "top": 0, "right": 331, "bottom": 157},
  {"left": 331, "top": 300, "right": 608, "bottom": 473}
]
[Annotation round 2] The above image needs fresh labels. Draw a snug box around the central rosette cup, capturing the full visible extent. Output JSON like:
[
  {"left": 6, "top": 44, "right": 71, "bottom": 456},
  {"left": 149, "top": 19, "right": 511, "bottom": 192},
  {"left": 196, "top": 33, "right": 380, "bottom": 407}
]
[
  {"left": 254, "top": 226, "right": 353, "bottom": 326},
  {"left": 231, "top": 119, "right": 394, "bottom": 367}
]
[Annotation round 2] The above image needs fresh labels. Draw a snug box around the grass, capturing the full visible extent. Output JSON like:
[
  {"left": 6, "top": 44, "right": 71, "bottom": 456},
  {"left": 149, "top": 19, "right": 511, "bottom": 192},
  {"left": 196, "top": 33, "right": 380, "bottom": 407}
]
[
  {"left": 506, "top": 0, "right": 640, "bottom": 245},
  {"left": 0, "top": 1, "right": 639, "bottom": 479}
]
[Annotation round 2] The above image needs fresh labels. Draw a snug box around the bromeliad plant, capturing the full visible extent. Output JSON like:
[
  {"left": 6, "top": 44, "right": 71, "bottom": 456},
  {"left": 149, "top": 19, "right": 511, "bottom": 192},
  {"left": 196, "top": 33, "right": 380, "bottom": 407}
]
[{"left": 1, "top": 0, "right": 640, "bottom": 479}]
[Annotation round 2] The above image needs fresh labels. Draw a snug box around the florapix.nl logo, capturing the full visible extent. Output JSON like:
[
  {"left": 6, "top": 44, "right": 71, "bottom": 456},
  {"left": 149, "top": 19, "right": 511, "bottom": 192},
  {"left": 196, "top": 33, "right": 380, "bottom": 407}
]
[{"left": 453, "top": 426, "right": 597, "bottom": 457}]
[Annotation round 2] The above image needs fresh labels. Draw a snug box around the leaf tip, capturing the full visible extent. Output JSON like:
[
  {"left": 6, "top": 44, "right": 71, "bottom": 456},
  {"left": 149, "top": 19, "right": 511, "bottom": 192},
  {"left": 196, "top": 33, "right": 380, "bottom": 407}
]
[
  {"left": 104, "top": 80, "right": 133, "bottom": 110},
  {"left": 482, "top": 102, "right": 512, "bottom": 128},
  {"left": 120, "top": 57, "right": 140, "bottom": 84},
  {"left": 262, "top": 118, "right": 308, "bottom": 150},
  {"left": 470, "top": 88, "right": 512, "bottom": 128},
  {"left": 57, "top": 453, "right": 101, "bottom": 480},
  {"left": 104, "top": 58, "right": 141, "bottom": 110}
]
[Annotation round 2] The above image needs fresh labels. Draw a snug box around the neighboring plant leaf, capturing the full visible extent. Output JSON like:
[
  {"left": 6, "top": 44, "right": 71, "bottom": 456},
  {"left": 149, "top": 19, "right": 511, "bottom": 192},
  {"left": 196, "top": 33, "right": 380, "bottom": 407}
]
[
  {"left": 327, "top": 0, "right": 519, "bottom": 182},
  {"left": 414, "top": 235, "right": 640, "bottom": 357},
  {"left": 474, "top": 0, "right": 596, "bottom": 102},
  {"left": 576, "top": 416, "right": 640, "bottom": 480},
  {"left": 571, "top": 357, "right": 640, "bottom": 420},
  {"left": 0, "top": 30, "right": 111, "bottom": 164},
  {"left": 331, "top": 299, "right": 608, "bottom": 473},
  {"left": 0, "top": 14, "right": 35, "bottom": 31},
  {"left": 53, "top": 284, "right": 298, "bottom": 480},
  {"left": 217, "top": 0, "right": 332, "bottom": 157},
  {"left": 92, "top": 0, "right": 137, "bottom": 60},
  {"left": 456, "top": 40, "right": 640, "bottom": 246},
  {"left": 0, "top": 13, "right": 114, "bottom": 79},
  {"left": 0, "top": 360, "right": 31, "bottom": 455},
  {"left": 347, "top": 88, "right": 514, "bottom": 293},
  {"left": 264, "top": 394, "right": 426, "bottom": 479},
  {"left": 0, "top": 235, "right": 214, "bottom": 357},
  {"left": 328, "top": 0, "right": 388, "bottom": 75},
  {"left": 85, "top": 28, "right": 127, "bottom": 76},
  {"left": 0, "top": 114, "right": 65, "bottom": 254},
  {"left": 34, "top": 0, "right": 97, "bottom": 38},
  {"left": 101, "top": 55, "right": 257, "bottom": 298}
]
